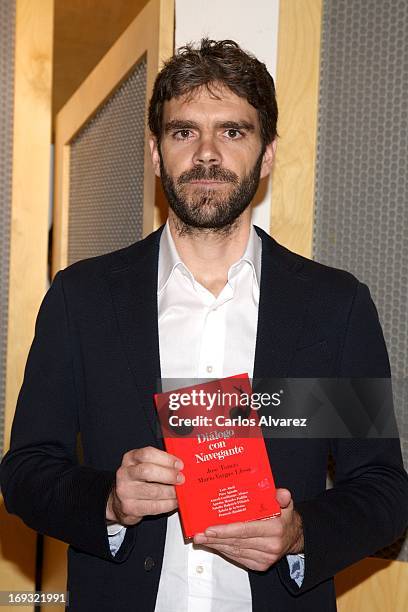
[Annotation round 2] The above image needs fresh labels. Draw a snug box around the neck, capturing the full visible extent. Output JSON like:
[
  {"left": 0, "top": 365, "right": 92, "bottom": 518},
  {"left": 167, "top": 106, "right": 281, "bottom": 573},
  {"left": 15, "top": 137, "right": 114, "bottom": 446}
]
[{"left": 167, "top": 209, "right": 252, "bottom": 297}]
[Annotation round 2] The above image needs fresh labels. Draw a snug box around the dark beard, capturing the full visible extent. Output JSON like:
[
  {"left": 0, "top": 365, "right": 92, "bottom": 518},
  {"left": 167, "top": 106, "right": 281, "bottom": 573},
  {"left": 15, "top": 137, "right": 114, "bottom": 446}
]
[{"left": 159, "top": 149, "right": 264, "bottom": 235}]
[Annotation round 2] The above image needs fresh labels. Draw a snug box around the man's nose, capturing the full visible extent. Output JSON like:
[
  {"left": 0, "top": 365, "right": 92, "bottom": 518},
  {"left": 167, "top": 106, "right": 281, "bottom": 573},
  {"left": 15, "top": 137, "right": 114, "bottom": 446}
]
[{"left": 192, "top": 136, "right": 221, "bottom": 166}]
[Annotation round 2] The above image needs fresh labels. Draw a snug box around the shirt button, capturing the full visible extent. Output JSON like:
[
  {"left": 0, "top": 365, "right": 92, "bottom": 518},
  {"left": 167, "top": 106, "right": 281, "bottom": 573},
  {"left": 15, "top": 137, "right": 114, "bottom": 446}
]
[
  {"left": 206, "top": 365, "right": 213, "bottom": 373},
  {"left": 196, "top": 565, "right": 204, "bottom": 574},
  {"left": 144, "top": 556, "right": 155, "bottom": 571}
]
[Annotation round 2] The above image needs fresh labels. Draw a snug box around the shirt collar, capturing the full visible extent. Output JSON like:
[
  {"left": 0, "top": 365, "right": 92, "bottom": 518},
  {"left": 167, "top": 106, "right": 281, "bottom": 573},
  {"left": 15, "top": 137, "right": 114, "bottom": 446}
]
[{"left": 158, "top": 220, "right": 262, "bottom": 294}]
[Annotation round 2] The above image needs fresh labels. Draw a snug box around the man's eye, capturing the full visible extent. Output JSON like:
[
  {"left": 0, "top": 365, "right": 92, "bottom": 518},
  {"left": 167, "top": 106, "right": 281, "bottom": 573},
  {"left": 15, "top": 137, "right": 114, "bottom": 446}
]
[
  {"left": 174, "top": 129, "right": 192, "bottom": 139},
  {"left": 225, "top": 129, "right": 243, "bottom": 139}
]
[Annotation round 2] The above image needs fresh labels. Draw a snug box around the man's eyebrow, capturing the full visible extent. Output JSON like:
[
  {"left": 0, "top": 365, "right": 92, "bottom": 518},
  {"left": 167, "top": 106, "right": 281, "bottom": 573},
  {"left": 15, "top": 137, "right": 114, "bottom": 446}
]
[
  {"left": 214, "top": 120, "right": 256, "bottom": 131},
  {"left": 164, "top": 120, "right": 199, "bottom": 132}
]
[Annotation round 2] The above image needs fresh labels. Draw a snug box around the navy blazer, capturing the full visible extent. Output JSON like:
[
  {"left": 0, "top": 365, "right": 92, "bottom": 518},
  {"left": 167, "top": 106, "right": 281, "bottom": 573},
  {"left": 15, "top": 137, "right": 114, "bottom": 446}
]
[{"left": 1, "top": 225, "right": 407, "bottom": 611}]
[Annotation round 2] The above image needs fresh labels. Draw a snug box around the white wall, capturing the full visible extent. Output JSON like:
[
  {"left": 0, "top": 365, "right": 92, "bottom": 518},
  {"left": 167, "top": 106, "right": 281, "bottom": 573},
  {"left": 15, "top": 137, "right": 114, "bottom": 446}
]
[{"left": 175, "top": 0, "right": 280, "bottom": 232}]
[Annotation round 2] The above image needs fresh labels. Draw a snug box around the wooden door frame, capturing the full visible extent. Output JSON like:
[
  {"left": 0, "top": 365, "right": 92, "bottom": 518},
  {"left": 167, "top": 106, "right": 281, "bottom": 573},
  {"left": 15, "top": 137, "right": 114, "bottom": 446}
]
[{"left": 52, "top": 0, "right": 174, "bottom": 277}]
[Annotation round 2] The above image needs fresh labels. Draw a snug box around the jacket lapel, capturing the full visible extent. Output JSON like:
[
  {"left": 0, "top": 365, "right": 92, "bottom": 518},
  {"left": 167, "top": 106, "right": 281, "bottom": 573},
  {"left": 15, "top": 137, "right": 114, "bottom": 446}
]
[
  {"left": 107, "top": 226, "right": 165, "bottom": 446},
  {"left": 253, "top": 226, "right": 313, "bottom": 379}
]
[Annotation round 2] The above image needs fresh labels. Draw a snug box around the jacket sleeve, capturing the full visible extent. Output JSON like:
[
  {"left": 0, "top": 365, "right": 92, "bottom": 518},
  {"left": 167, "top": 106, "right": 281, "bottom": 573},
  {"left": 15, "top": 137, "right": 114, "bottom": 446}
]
[
  {"left": 0, "top": 271, "right": 137, "bottom": 562},
  {"left": 277, "top": 281, "right": 408, "bottom": 594}
]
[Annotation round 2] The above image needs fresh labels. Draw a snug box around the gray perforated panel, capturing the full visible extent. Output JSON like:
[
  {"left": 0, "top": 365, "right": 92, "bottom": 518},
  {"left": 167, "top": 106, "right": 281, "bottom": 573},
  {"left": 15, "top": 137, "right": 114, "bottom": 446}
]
[
  {"left": 314, "top": 0, "right": 408, "bottom": 560},
  {"left": 0, "top": 0, "right": 16, "bottom": 458},
  {"left": 68, "top": 57, "right": 147, "bottom": 265}
]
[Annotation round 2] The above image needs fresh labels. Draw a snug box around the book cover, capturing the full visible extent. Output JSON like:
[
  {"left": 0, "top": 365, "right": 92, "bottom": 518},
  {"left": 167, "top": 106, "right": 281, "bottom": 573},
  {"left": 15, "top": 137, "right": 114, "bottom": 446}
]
[{"left": 154, "top": 374, "right": 281, "bottom": 538}]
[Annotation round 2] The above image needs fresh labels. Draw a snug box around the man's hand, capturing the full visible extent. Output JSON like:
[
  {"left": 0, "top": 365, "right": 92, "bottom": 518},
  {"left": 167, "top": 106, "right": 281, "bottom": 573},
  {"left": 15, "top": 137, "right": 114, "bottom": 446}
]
[
  {"left": 193, "top": 488, "right": 303, "bottom": 571},
  {"left": 106, "top": 446, "right": 184, "bottom": 526}
]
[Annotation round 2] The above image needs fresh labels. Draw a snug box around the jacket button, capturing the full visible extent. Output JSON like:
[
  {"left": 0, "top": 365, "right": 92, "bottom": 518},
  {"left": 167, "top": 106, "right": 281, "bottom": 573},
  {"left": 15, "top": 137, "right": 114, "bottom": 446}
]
[{"left": 144, "top": 556, "right": 155, "bottom": 571}]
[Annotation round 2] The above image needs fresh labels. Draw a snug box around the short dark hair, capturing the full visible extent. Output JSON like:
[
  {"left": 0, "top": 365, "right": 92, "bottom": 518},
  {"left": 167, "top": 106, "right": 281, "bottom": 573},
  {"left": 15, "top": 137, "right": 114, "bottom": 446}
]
[{"left": 148, "top": 38, "right": 278, "bottom": 148}]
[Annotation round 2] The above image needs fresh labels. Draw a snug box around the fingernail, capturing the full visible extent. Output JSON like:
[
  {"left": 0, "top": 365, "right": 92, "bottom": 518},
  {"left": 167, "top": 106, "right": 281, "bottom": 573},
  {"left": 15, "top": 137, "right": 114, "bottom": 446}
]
[
  {"left": 175, "top": 460, "right": 183, "bottom": 469},
  {"left": 205, "top": 529, "right": 217, "bottom": 536},
  {"left": 176, "top": 472, "right": 184, "bottom": 483},
  {"left": 194, "top": 533, "right": 207, "bottom": 543}
]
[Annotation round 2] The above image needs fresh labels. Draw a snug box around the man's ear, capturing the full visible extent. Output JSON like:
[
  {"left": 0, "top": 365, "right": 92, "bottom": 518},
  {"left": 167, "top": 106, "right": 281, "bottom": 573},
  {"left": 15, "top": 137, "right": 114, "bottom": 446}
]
[
  {"left": 149, "top": 135, "right": 161, "bottom": 177},
  {"left": 260, "top": 139, "right": 277, "bottom": 179}
]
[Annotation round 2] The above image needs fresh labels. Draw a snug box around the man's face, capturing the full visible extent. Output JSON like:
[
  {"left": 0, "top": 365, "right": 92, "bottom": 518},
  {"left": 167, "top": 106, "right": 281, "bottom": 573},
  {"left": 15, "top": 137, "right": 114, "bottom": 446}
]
[{"left": 149, "top": 83, "right": 275, "bottom": 231}]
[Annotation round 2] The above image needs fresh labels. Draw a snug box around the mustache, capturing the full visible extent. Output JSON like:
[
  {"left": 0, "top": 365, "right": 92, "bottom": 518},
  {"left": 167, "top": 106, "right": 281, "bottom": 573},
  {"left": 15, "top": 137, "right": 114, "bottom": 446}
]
[{"left": 177, "top": 166, "right": 239, "bottom": 185}]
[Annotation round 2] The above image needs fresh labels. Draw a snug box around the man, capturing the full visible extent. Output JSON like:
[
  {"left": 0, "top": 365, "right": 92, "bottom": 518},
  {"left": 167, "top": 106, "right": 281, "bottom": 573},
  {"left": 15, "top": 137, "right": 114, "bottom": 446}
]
[{"left": 1, "top": 39, "right": 407, "bottom": 611}]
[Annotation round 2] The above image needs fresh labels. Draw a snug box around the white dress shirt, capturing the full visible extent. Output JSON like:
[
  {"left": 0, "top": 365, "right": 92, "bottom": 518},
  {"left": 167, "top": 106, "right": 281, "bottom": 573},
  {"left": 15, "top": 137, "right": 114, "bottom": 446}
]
[{"left": 108, "top": 221, "right": 304, "bottom": 609}]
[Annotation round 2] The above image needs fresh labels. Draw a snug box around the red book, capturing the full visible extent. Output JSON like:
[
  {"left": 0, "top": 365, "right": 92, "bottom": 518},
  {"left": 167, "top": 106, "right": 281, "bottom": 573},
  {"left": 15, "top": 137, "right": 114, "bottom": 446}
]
[{"left": 154, "top": 374, "right": 281, "bottom": 538}]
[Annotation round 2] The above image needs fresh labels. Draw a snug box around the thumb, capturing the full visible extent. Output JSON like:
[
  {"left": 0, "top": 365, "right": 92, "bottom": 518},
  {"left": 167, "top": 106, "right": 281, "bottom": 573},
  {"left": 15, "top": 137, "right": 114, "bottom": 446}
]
[{"left": 276, "top": 487, "right": 292, "bottom": 509}]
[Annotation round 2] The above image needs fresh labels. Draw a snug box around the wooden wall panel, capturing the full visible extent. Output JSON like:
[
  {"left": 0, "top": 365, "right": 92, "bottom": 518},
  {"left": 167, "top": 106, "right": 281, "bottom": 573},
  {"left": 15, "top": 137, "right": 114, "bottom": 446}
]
[
  {"left": 336, "top": 558, "right": 408, "bottom": 611},
  {"left": 0, "top": 0, "right": 54, "bottom": 609},
  {"left": 271, "top": 0, "right": 322, "bottom": 258}
]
